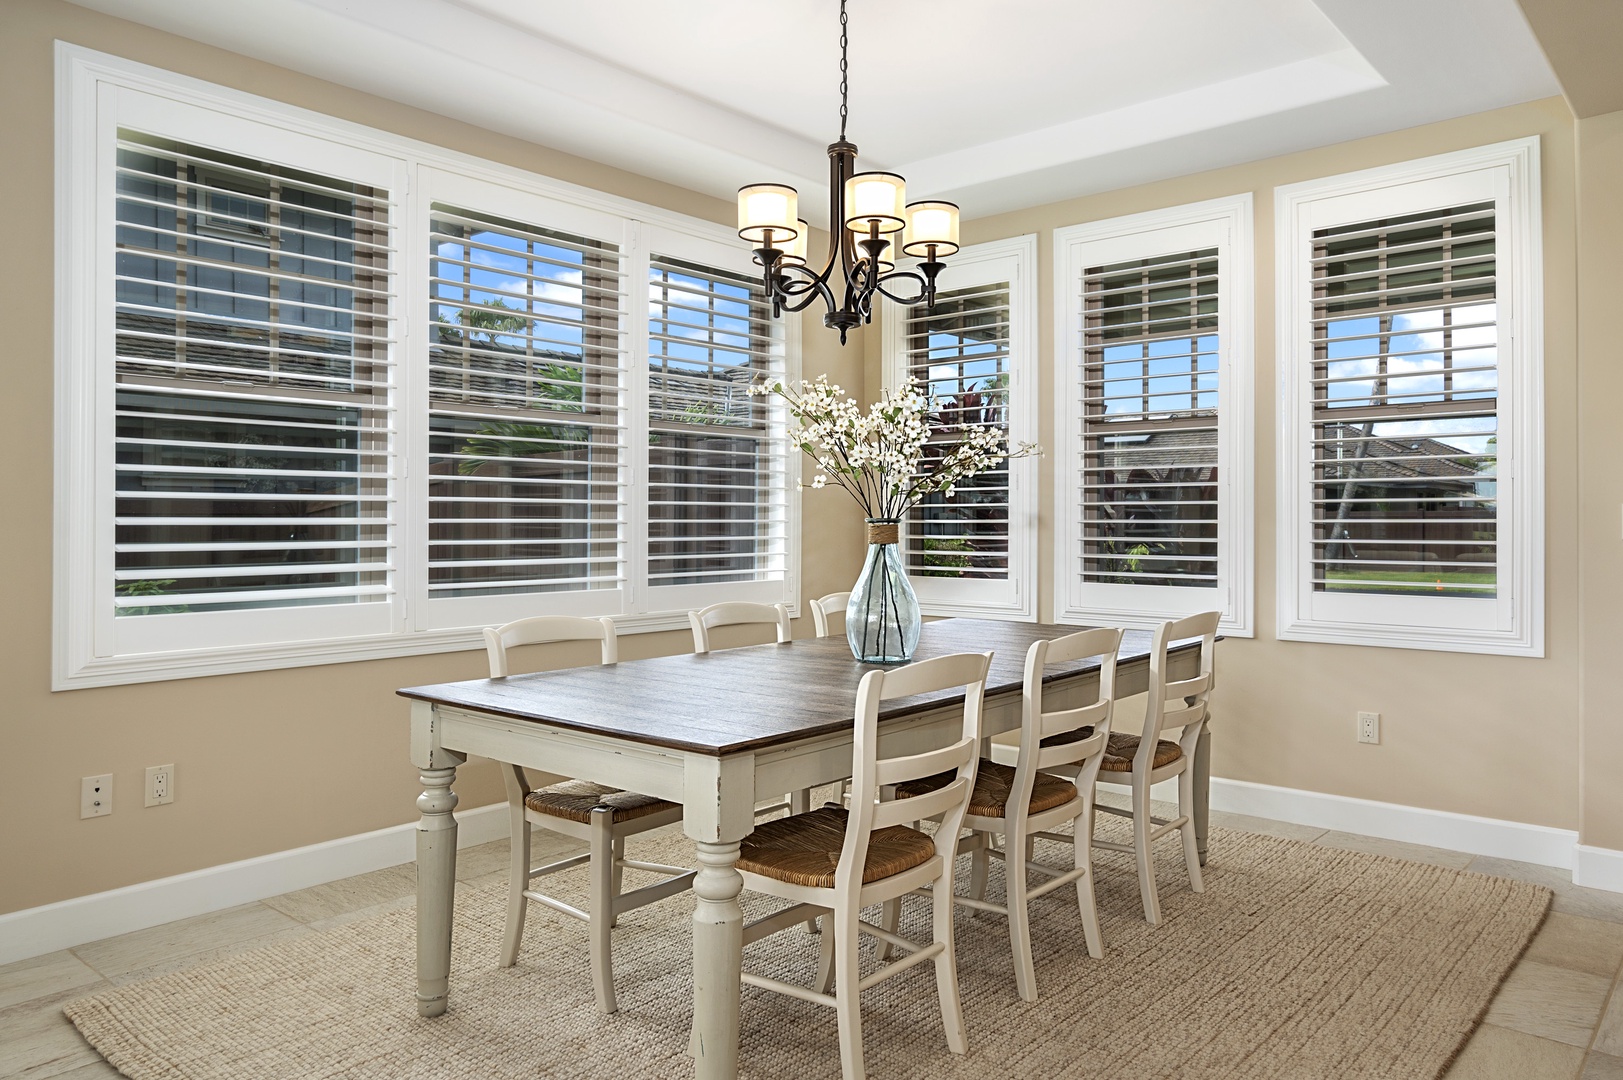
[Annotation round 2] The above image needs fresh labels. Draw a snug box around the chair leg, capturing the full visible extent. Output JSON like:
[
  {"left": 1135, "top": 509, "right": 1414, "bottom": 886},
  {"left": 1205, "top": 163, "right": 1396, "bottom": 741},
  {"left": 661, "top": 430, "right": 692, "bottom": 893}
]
[
  {"left": 1006, "top": 826, "right": 1038, "bottom": 1002},
  {"left": 969, "top": 843, "right": 989, "bottom": 904},
  {"left": 609, "top": 834, "right": 625, "bottom": 928},
  {"left": 832, "top": 904, "right": 867, "bottom": 1080},
  {"left": 1178, "top": 765, "right": 1205, "bottom": 894},
  {"left": 791, "top": 788, "right": 820, "bottom": 934},
  {"left": 1073, "top": 804, "right": 1104, "bottom": 960},
  {"left": 931, "top": 870, "right": 968, "bottom": 1056},
  {"left": 500, "top": 811, "right": 530, "bottom": 968},
  {"left": 814, "top": 913, "right": 836, "bottom": 994},
  {"left": 588, "top": 810, "right": 618, "bottom": 1014},
  {"left": 876, "top": 898, "right": 901, "bottom": 961},
  {"left": 1133, "top": 773, "right": 1162, "bottom": 925}
]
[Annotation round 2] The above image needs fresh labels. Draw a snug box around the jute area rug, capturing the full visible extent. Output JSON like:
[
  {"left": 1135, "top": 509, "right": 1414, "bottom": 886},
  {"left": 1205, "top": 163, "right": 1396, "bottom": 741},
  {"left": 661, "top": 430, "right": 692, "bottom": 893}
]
[{"left": 66, "top": 822, "right": 1549, "bottom": 1080}]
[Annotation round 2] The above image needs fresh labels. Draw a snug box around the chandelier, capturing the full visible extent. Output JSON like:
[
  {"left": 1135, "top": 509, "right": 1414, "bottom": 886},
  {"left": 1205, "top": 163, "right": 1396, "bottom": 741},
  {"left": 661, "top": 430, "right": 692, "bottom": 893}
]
[{"left": 736, "top": 0, "right": 960, "bottom": 344}]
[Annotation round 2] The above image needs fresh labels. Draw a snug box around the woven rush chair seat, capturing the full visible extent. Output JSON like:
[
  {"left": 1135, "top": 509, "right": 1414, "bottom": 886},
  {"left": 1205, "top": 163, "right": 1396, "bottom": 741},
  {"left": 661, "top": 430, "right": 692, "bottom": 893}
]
[
  {"left": 738, "top": 806, "right": 935, "bottom": 888},
  {"left": 1099, "top": 733, "right": 1182, "bottom": 773},
  {"left": 524, "top": 780, "right": 676, "bottom": 824},
  {"left": 896, "top": 760, "right": 1078, "bottom": 817}
]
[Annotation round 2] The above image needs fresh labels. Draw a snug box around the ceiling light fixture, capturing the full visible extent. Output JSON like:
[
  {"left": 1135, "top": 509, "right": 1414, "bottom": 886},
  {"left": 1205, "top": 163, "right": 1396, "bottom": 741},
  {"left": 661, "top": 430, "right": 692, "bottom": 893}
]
[{"left": 736, "top": 0, "right": 959, "bottom": 345}]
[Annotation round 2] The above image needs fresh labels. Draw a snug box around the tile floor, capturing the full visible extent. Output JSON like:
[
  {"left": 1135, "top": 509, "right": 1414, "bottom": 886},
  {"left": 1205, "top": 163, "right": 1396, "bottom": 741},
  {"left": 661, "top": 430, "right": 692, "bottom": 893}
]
[{"left": 3, "top": 813, "right": 1621, "bottom": 1080}]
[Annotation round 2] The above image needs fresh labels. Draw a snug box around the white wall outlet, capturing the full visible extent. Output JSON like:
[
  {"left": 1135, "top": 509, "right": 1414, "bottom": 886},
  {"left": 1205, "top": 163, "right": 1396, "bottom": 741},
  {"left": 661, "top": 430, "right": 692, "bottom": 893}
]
[
  {"left": 1357, "top": 711, "right": 1381, "bottom": 745},
  {"left": 144, "top": 764, "right": 175, "bottom": 807},
  {"left": 80, "top": 774, "right": 113, "bottom": 818}
]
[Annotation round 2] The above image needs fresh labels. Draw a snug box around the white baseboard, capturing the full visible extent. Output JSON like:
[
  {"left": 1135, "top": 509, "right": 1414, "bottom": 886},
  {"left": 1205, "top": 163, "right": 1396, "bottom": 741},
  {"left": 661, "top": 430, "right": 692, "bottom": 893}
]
[
  {"left": 5, "top": 779, "right": 1617, "bottom": 970},
  {"left": 1201, "top": 777, "right": 1581, "bottom": 871},
  {"left": 0, "top": 801, "right": 510, "bottom": 967},
  {"left": 1574, "top": 844, "right": 1623, "bottom": 892}
]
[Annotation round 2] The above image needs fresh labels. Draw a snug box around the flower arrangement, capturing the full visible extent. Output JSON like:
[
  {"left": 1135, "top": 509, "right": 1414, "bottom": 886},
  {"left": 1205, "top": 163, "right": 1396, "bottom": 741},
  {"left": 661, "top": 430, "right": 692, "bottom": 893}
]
[{"left": 748, "top": 374, "right": 1041, "bottom": 522}]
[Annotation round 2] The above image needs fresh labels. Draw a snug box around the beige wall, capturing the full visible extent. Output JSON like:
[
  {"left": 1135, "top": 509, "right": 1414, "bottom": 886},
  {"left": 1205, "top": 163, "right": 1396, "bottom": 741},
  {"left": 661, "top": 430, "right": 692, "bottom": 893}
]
[
  {"left": 1576, "top": 108, "right": 1623, "bottom": 851},
  {"left": 0, "top": 0, "right": 1597, "bottom": 918},
  {"left": 0, "top": 0, "right": 864, "bottom": 915},
  {"left": 874, "top": 98, "right": 1582, "bottom": 832}
]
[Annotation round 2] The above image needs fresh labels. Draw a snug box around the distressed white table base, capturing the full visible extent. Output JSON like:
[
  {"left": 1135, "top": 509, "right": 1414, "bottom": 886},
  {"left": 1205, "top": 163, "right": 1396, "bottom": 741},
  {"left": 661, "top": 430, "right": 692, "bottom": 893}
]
[
  {"left": 415, "top": 761, "right": 464, "bottom": 1017},
  {"left": 406, "top": 640, "right": 1207, "bottom": 1079}
]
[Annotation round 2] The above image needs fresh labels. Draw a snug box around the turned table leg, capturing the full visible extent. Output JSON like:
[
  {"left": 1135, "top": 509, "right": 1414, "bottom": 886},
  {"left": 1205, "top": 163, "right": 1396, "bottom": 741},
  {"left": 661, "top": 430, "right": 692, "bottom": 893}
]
[
  {"left": 416, "top": 764, "right": 460, "bottom": 1017},
  {"left": 690, "top": 840, "right": 744, "bottom": 1079}
]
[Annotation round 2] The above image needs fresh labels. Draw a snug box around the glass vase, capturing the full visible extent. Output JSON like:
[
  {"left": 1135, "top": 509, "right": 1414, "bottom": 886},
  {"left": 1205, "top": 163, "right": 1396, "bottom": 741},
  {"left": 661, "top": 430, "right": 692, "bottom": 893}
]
[{"left": 846, "top": 518, "right": 921, "bottom": 663}]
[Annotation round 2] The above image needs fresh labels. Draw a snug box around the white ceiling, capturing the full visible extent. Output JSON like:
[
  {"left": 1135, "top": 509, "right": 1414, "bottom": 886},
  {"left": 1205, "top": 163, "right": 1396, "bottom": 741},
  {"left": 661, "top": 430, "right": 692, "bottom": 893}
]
[{"left": 73, "top": 0, "right": 1561, "bottom": 223}]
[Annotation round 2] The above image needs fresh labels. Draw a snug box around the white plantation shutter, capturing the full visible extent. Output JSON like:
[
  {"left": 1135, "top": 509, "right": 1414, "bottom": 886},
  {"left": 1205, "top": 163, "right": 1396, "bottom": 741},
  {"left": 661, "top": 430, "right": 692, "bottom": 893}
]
[
  {"left": 59, "top": 55, "right": 802, "bottom": 687},
  {"left": 1080, "top": 248, "right": 1220, "bottom": 587},
  {"left": 1275, "top": 140, "right": 1540, "bottom": 655},
  {"left": 883, "top": 236, "right": 1037, "bottom": 619},
  {"left": 1309, "top": 202, "right": 1498, "bottom": 596},
  {"left": 903, "top": 282, "right": 1013, "bottom": 578},
  {"left": 110, "top": 131, "right": 398, "bottom": 647},
  {"left": 1056, "top": 198, "right": 1253, "bottom": 633},
  {"left": 645, "top": 254, "right": 789, "bottom": 598},
  {"left": 424, "top": 204, "right": 627, "bottom": 623}
]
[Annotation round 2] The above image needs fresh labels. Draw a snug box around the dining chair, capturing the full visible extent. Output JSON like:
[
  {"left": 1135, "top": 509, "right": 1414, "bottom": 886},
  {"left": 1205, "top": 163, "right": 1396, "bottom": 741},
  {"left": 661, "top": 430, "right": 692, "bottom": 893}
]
[
  {"left": 484, "top": 615, "right": 695, "bottom": 1014},
  {"left": 810, "top": 591, "right": 851, "bottom": 638},
  {"left": 901, "top": 626, "right": 1121, "bottom": 1001},
  {"left": 1091, "top": 610, "right": 1220, "bottom": 925},
  {"left": 733, "top": 651, "right": 992, "bottom": 1080},
  {"left": 689, "top": 601, "right": 803, "bottom": 817}
]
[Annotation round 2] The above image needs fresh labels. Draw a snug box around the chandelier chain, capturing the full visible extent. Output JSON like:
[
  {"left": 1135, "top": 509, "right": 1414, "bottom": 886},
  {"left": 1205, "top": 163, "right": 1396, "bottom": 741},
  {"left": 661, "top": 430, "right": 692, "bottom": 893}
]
[{"left": 838, "top": 0, "right": 849, "bottom": 141}]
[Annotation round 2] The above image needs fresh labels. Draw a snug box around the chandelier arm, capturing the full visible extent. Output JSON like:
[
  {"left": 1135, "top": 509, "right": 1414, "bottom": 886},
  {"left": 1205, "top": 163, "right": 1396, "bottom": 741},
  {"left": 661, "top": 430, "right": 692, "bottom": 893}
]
[
  {"left": 871, "top": 271, "right": 931, "bottom": 305},
  {"left": 772, "top": 265, "right": 836, "bottom": 314}
]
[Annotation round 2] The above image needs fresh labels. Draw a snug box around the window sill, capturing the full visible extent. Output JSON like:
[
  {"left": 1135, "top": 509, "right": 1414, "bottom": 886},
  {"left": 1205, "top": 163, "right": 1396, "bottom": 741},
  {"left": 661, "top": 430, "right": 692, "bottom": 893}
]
[{"left": 53, "top": 607, "right": 794, "bottom": 691}]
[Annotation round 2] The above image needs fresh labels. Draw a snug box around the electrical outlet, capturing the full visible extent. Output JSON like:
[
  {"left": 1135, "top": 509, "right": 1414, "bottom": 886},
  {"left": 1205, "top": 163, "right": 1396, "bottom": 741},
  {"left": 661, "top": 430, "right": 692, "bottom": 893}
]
[
  {"left": 81, "top": 774, "right": 113, "bottom": 818},
  {"left": 1357, "top": 711, "right": 1381, "bottom": 745},
  {"left": 144, "top": 764, "right": 175, "bottom": 807}
]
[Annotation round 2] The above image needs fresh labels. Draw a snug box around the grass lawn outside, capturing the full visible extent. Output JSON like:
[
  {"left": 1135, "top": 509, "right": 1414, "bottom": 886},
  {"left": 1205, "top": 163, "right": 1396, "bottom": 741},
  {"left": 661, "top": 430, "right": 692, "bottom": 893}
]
[{"left": 1323, "top": 568, "right": 1496, "bottom": 597}]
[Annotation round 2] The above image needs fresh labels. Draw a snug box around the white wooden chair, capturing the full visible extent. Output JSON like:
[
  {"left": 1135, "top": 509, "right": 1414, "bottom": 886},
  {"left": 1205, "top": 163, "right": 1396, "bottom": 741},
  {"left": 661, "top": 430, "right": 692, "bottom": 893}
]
[
  {"left": 733, "top": 651, "right": 992, "bottom": 1080},
  {"left": 1090, "top": 611, "right": 1219, "bottom": 925},
  {"left": 484, "top": 615, "right": 695, "bottom": 1014},
  {"left": 689, "top": 602, "right": 802, "bottom": 817},
  {"left": 810, "top": 591, "right": 851, "bottom": 639},
  {"left": 912, "top": 625, "right": 1123, "bottom": 1001}
]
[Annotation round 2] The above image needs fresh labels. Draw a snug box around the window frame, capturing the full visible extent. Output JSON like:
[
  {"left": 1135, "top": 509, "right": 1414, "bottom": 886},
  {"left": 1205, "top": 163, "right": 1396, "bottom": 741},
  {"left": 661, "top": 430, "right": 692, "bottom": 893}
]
[
  {"left": 1274, "top": 138, "right": 1543, "bottom": 656},
  {"left": 54, "top": 45, "right": 800, "bottom": 690},
  {"left": 881, "top": 234, "right": 1039, "bottom": 621},
  {"left": 1053, "top": 195, "right": 1255, "bottom": 636}
]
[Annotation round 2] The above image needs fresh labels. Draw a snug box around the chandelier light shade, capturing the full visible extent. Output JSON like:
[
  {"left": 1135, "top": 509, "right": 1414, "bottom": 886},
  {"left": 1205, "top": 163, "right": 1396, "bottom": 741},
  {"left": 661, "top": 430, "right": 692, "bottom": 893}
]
[
  {"left": 778, "top": 219, "right": 812, "bottom": 266},
  {"left": 736, "top": 0, "right": 956, "bottom": 343},
  {"left": 736, "top": 184, "right": 800, "bottom": 246},
  {"left": 843, "top": 172, "right": 907, "bottom": 233},
  {"left": 902, "top": 201, "right": 961, "bottom": 258}
]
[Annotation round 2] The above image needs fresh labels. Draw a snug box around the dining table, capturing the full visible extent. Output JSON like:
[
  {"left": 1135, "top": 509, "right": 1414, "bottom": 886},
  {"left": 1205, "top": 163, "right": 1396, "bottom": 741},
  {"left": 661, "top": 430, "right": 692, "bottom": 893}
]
[{"left": 399, "top": 617, "right": 1212, "bottom": 1080}]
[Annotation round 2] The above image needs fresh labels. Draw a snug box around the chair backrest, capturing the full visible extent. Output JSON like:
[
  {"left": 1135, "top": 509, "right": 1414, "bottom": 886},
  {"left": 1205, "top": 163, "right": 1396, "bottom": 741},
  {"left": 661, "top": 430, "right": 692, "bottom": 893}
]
[
  {"left": 839, "top": 651, "right": 992, "bottom": 895},
  {"left": 688, "top": 601, "right": 792, "bottom": 654},
  {"left": 1008, "top": 627, "right": 1123, "bottom": 808},
  {"left": 1138, "top": 610, "right": 1220, "bottom": 767},
  {"left": 483, "top": 615, "right": 618, "bottom": 677},
  {"left": 810, "top": 591, "right": 851, "bottom": 638}
]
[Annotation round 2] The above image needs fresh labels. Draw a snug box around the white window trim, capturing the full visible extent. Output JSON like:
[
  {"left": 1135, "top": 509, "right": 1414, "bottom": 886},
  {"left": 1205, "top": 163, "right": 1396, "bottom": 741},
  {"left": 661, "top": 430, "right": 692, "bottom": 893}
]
[
  {"left": 1273, "top": 138, "right": 1543, "bottom": 657},
  {"left": 53, "top": 44, "right": 800, "bottom": 690},
  {"left": 881, "top": 234, "right": 1039, "bottom": 621},
  {"left": 1052, "top": 195, "right": 1255, "bottom": 636}
]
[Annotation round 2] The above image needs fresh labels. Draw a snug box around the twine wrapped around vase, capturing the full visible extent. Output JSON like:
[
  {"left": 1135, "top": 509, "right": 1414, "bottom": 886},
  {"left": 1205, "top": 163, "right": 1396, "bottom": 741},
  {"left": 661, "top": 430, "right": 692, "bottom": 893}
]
[{"left": 865, "top": 520, "right": 900, "bottom": 546}]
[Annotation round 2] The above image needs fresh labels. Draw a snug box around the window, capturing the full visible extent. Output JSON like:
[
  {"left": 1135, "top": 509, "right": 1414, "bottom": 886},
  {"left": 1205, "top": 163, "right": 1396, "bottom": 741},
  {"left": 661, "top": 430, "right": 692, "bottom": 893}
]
[
  {"left": 882, "top": 235, "right": 1038, "bottom": 619},
  {"left": 1055, "top": 196, "right": 1254, "bottom": 634},
  {"left": 645, "top": 253, "right": 788, "bottom": 604},
  {"left": 56, "top": 48, "right": 796, "bottom": 688},
  {"left": 1275, "top": 139, "right": 1542, "bottom": 655}
]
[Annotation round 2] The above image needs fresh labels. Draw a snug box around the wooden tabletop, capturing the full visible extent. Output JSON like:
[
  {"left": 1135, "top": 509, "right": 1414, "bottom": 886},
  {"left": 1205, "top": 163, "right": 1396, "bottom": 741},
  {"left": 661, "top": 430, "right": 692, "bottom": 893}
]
[{"left": 399, "top": 618, "right": 1162, "bottom": 757}]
